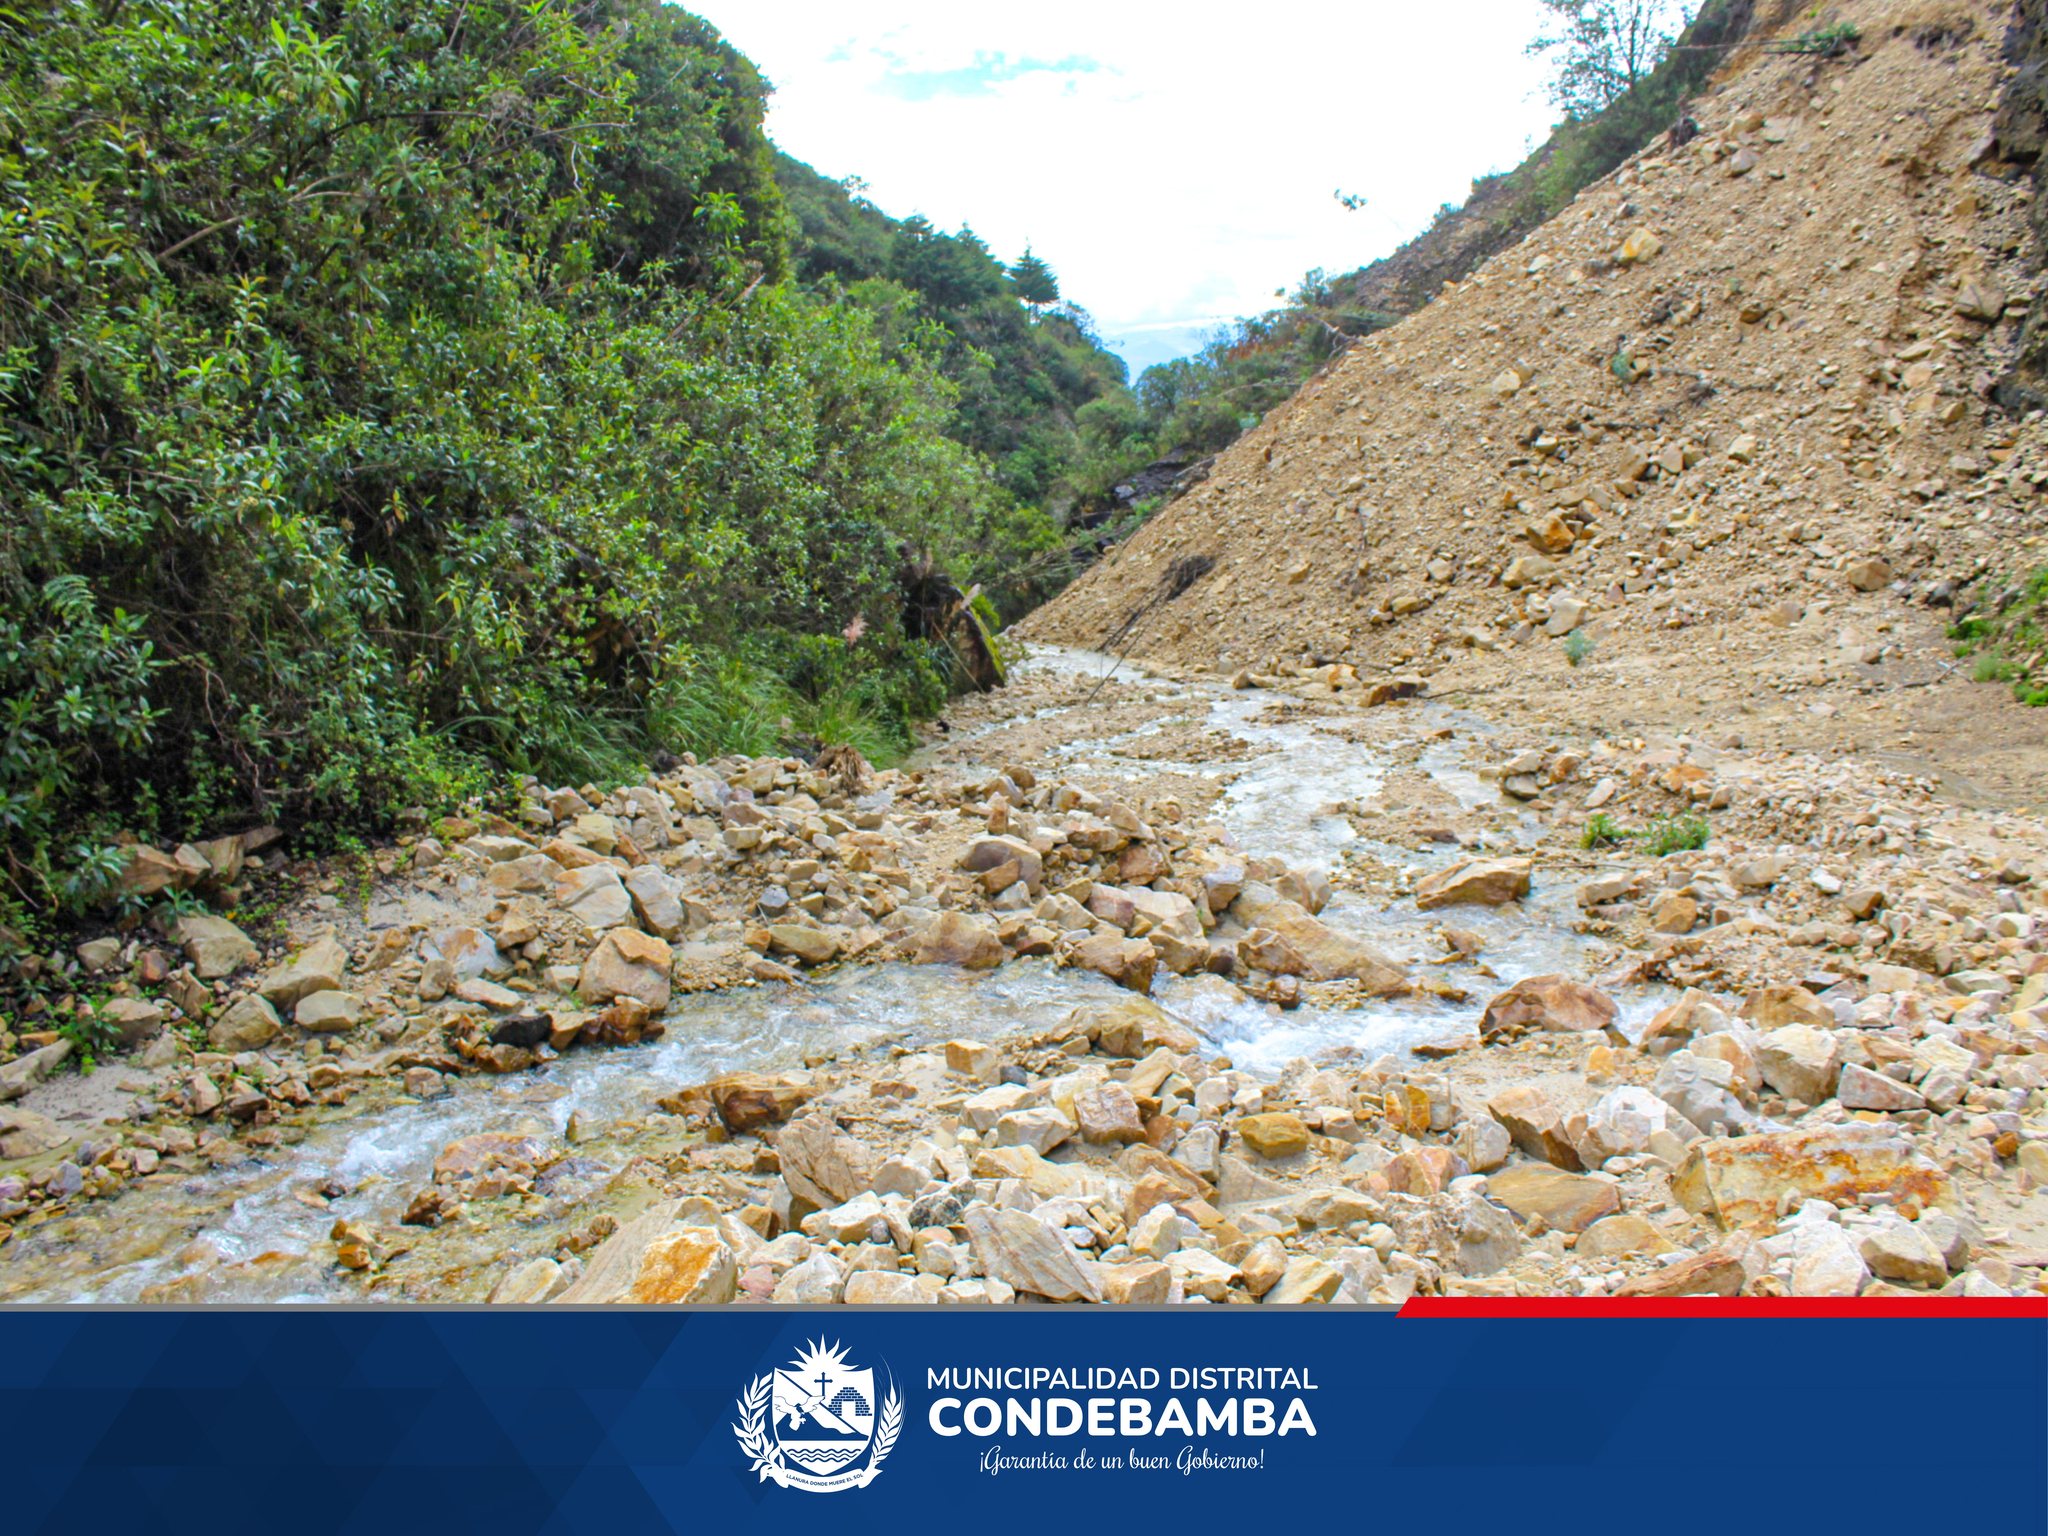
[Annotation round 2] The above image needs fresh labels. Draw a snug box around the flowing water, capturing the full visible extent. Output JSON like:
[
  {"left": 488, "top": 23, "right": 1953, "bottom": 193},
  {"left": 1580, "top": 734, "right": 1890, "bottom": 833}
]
[{"left": 0, "top": 646, "right": 1662, "bottom": 1303}]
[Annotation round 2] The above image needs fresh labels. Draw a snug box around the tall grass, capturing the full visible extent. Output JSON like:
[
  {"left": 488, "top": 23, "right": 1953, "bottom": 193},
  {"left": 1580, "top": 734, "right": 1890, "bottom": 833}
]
[{"left": 650, "top": 660, "right": 788, "bottom": 762}]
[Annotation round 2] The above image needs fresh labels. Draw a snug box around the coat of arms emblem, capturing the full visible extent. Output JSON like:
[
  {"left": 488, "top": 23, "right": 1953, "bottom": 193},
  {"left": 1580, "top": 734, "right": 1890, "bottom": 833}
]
[{"left": 733, "top": 1339, "right": 902, "bottom": 1493}]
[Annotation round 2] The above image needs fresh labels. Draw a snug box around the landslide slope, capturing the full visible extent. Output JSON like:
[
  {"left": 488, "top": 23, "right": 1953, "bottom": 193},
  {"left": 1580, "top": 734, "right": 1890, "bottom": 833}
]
[{"left": 1025, "top": 0, "right": 2048, "bottom": 805}]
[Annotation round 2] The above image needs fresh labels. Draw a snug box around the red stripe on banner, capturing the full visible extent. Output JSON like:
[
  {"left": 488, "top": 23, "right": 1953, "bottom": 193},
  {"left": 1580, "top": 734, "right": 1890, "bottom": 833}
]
[{"left": 1399, "top": 1296, "right": 2048, "bottom": 1318}]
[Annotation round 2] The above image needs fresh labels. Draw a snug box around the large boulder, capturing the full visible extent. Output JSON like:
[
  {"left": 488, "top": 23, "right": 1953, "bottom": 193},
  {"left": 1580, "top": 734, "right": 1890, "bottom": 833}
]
[
  {"left": 176, "top": 915, "right": 258, "bottom": 979},
  {"left": 577, "top": 929, "right": 672, "bottom": 1010},
  {"left": 1122, "top": 886, "right": 1202, "bottom": 938},
  {"left": 1613, "top": 1246, "right": 1746, "bottom": 1298},
  {"left": 992, "top": 1106, "right": 1075, "bottom": 1156},
  {"left": 1073, "top": 1084, "right": 1146, "bottom": 1145},
  {"left": 1636, "top": 988, "right": 1734, "bottom": 1056},
  {"left": 1230, "top": 885, "right": 1405, "bottom": 993},
  {"left": 912, "top": 911, "right": 1004, "bottom": 969},
  {"left": 767, "top": 924, "right": 841, "bottom": 966},
  {"left": 622, "top": 864, "right": 687, "bottom": 940},
  {"left": 555, "top": 865, "right": 635, "bottom": 932},
  {"left": 1574, "top": 1087, "right": 1691, "bottom": 1167},
  {"left": 1453, "top": 1194, "right": 1523, "bottom": 1276},
  {"left": 1069, "top": 932, "right": 1156, "bottom": 993},
  {"left": 295, "top": 990, "right": 366, "bottom": 1034},
  {"left": 1074, "top": 998, "right": 1199, "bottom": 1058},
  {"left": 423, "top": 926, "right": 509, "bottom": 981},
  {"left": 1486, "top": 1165, "right": 1620, "bottom": 1233},
  {"left": 1741, "top": 984, "right": 1834, "bottom": 1030},
  {"left": 99, "top": 997, "right": 165, "bottom": 1048},
  {"left": 1859, "top": 1221, "right": 1949, "bottom": 1288},
  {"left": 555, "top": 1206, "right": 736, "bottom": 1304},
  {"left": 776, "top": 1115, "right": 876, "bottom": 1210},
  {"left": 1836, "top": 1063, "right": 1925, "bottom": 1113},
  {"left": 487, "top": 854, "right": 564, "bottom": 895},
  {"left": 257, "top": 935, "right": 348, "bottom": 1008},
  {"left": 1672, "top": 1123, "right": 1951, "bottom": 1228},
  {"left": 1480, "top": 975, "right": 1618, "bottom": 1040},
  {"left": 705, "top": 1074, "right": 816, "bottom": 1134},
  {"left": 208, "top": 993, "right": 280, "bottom": 1051},
  {"left": 1452, "top": 1116, "right": 1513, "bottom": 1173},
  {"left": 1653, "top": 1050, "right": 1753, "bottom": 1135},
  {"left": 1234, "top": 1113, "right": 1312, "bottom": 1159},
  {"left": 1756, "top": 1024, "right": 1841, "bottom": 1104},
  {"left": 959, "top": 835, "right": 1043, "bottom": 894},
  {"left": 0, "top": 1041, "right": 74, "bottom": 1103},
  {"left": 121, "top": 844, "right": 204, "bottom": 898},
  {"left": 1266, "top": 1257, "right": 1344, "bottom": 1304},
  {"left": 488, "top": 1258, "right": 569, "bottom": 1305},
  {"left": 964, "top": 1207, "right": 1101, "bottom": 1302},
  {"left": 1415, "top": 857, "right": 1532, "bottom": 910},
  {"left": 1488, "top": 1083, "right": 1584, "bottom": 1170},
  {"left": 772, "top": 1253, "right": 849, "bottom": 1305},
  {"left": 0, "top": 1106, "right": 73, "bottom": 1160}
]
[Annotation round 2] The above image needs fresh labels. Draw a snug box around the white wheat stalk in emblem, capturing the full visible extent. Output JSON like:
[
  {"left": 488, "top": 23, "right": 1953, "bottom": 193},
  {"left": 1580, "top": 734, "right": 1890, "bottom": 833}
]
[
  {"left": 731, "top": 1374, "right": 777, "bottom": 1480},
  {"left": 871, "top": 1385, "right": 903, "bottom": 1466}
]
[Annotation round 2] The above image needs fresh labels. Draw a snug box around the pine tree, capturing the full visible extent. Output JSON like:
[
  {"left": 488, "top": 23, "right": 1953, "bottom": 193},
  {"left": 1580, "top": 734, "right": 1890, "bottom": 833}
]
[{"left": 1009, "top": 246, "right": 1060, "bottom": 309}]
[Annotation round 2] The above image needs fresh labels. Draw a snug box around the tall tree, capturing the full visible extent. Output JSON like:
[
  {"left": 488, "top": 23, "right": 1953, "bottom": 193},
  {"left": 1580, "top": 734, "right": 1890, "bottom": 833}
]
[
  {"left": 1009, "top": 247, "right": 1061, "bottom": 309},
  {"left": 1526, "top": 0, "right": 1697, "bottom": 117}
]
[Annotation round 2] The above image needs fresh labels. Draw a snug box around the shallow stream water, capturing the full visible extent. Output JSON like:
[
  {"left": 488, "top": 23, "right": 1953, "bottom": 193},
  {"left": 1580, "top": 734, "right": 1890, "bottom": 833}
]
[{"left": 1, "top": 647, "right": 1661, "bottom": 1302}]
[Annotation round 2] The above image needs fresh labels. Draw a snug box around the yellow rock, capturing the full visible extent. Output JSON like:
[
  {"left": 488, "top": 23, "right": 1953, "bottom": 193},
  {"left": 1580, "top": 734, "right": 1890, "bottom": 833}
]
[
  {"left": 1618, "top": 227, "right": 1662, "bottom": 266},
  {"left": 625, "top": 1229, "right": 738, "bottom": 1304},
  {"left": 1235, "top": 1113, "right": 1312, "bottom": 1159}
]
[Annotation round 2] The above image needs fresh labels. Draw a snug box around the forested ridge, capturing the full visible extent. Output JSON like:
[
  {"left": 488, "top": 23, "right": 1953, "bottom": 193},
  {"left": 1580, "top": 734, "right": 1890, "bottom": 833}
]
[{"left": 0, "top": 0, "right": 1149, "bottom": 927}]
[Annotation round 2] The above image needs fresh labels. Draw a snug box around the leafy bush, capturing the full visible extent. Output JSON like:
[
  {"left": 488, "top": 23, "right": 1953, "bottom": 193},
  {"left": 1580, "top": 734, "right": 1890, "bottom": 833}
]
[
  {"left": 0, "top": 0, "right": 1020, "bottom": 918},
  {"left": 1564, "top": 628, "right": 1596, "bottom": 666},
  {"left": 0, "top": 576, "right": 164, "bottom": 909},
  {"left": 777, "top": 154, "right": 1132, "bottom": 545}
]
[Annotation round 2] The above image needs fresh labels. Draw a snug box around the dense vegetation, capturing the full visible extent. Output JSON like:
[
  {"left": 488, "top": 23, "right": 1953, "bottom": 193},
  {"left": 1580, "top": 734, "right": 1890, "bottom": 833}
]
[
  {"left": 0, "top": 0, "right": 1762, "bottom": 930},
  {"left": 775, "top": 156, "right": 1136, "bottom": 542},
  {"left": 0, "top": 0, "right": 1077, "bottom": 924}
]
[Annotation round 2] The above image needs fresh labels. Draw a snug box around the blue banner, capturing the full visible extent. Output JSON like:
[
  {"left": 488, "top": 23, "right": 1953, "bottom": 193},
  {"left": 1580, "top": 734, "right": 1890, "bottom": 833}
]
[{"left": 2, "top": 1309, "right": 2042, "bottom": 1533}]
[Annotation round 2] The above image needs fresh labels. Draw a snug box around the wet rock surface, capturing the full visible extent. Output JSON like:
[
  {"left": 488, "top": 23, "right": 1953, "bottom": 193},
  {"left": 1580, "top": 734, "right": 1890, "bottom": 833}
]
[{"left": 1, "top": 642, "right": 2043, "bottom": 1306}]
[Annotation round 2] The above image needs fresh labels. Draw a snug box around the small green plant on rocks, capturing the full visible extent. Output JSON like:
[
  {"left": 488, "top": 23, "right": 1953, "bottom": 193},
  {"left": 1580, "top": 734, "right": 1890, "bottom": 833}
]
[
  {"left": 1563, "top": 628, "right": 1596, "bottom": 667},
  {"left": 1769, "top": 21, "right": 1860, "bottom": 57},
  {"left": 1640, "top": 812, "right": 1710, "bottom": 856},
  {"left": 58, "top": 998, "right": 123, "bottom": 1074},
  {"left": 1580, "top": 812, "right": 1628, "bottom": 850},
  {"left": 1951, "top": 568, "right": 2048, "bottom": 708}
]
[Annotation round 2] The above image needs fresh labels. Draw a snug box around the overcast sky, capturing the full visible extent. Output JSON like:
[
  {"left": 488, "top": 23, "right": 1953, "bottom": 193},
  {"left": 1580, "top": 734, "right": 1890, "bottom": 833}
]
[{"left": 689, "top": 2, "right": 1562, "bottom": 376}]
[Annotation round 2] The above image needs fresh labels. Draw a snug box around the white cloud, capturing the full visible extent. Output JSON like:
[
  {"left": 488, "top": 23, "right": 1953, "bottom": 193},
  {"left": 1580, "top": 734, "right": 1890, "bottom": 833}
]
[{"left": 689, "top": 1, "right": 1560, "bottom": 371}]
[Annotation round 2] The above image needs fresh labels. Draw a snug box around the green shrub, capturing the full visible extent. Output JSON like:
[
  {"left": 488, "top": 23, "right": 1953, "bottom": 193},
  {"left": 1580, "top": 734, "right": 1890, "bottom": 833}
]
[
  {"left": 1768, "top": 22, "right": 1860, "bottom": 56},
  {"left": 0, "top": 0, "right": 1016, "bottom": 916},
  {"left": 1952, "top": 568, "right": 2048, "bottom": 708},
  {"left": 1564, "top": 628, "right": 1596, "bottom": 667},
  {"left": 1640, "top": 813, "right": 1710, "bottom": 856},
  {"left": 1580, "top": 812, "right": 1628, "bottom": 849}
]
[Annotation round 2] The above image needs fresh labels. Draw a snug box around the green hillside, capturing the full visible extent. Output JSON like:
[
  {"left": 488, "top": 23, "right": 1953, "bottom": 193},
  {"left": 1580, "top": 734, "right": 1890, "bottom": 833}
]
[{"left": 0, "top": 0, "right": 1093, "bottom": 922}]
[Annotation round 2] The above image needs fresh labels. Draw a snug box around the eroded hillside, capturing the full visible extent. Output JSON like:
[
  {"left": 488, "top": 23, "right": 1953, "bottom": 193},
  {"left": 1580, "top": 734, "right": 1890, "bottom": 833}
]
[{"left": 1027, "top": 0, "right": 2048, "bottom": 805}]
